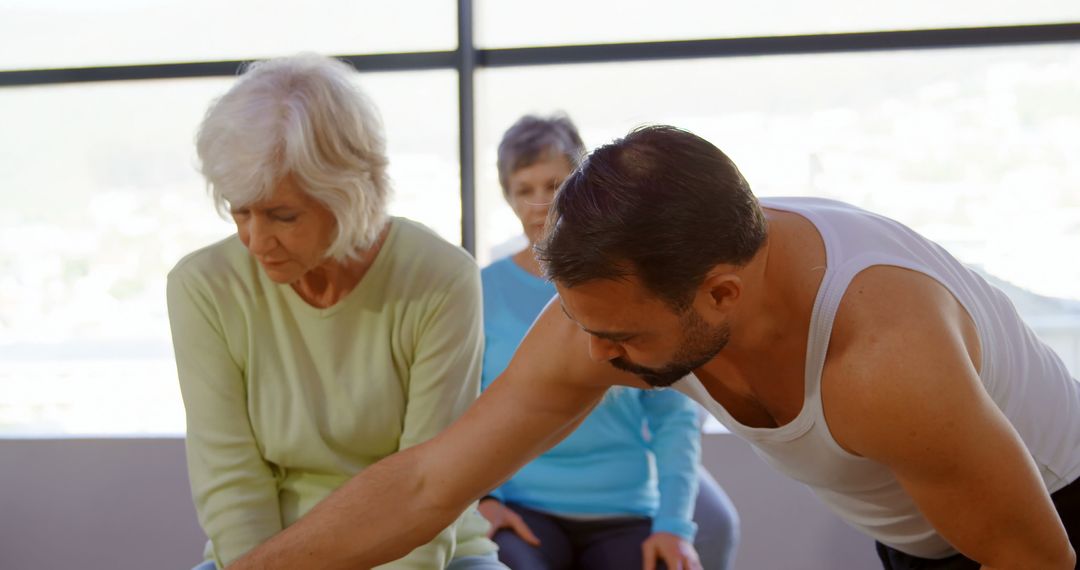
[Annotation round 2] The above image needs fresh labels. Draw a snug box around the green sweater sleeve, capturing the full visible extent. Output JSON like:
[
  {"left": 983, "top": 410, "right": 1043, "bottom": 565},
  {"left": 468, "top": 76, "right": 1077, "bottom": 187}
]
[
  {"left": 398, "top": 260, "right": 484, "bottom": 450},
  {"left": 167, "top": 266, "right": 283, "bottom": 568},
  {"left": 374, "top": 262, "right": 489, "bottom": 568}
]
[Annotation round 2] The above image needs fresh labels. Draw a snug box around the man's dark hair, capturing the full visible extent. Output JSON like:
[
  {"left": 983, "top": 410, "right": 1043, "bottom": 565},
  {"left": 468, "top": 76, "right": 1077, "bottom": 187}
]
[{"left": 535, "top": 125, "right": 767, "bottom": 310}]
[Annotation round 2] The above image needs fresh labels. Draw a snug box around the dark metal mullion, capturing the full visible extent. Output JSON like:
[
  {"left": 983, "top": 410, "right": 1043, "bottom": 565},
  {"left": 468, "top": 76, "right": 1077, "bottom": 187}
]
[
  {"left": 3, "top": 21, "right": 1077, "bottom": 258},
  {"left": 0, "top": 51, "right": 458, "bottom": 87},
  {"left": 3, "top": 23, "right": 1077, "bottom": 88},
  {"left": 477, "top": 22, "right": 1080, "bottom": 67},
  {"left": 456, "top": 0, "right": 477, "bottom": 255}
]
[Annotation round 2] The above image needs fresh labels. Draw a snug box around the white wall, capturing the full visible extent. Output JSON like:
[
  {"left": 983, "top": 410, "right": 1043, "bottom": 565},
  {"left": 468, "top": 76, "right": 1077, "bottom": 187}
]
[{"left": 0, "top": 435, "right": 879, "bottom": 570}]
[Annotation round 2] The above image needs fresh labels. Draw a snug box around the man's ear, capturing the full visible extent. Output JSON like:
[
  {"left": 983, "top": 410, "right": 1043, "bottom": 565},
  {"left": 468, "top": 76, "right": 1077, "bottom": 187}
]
[{"left": 700, "top": 268, "right": 741, "bottom": 313}]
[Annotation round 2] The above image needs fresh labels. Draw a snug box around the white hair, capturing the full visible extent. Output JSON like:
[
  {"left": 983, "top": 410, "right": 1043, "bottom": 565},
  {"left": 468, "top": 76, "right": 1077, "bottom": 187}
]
[{"left": 196, "top": 53, "right": 391, "bottom": 261}]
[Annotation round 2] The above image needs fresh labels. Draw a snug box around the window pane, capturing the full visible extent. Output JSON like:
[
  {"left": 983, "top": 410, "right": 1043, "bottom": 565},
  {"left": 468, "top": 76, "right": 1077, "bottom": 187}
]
[
  {"left": 475, "top": 44, "right": 1080, "bottom": 376},
  {"left": 0, "top": 70, "right": 459, "bottom": 435},
  {"left": 0, "top": 0, "right": 455, "bottom": 71},
  {"left": 476, "top": 0, "right": 1080, "bottom": 48},
  {"left": 366, "top": 71, "right": 462, "bottom": 245}
]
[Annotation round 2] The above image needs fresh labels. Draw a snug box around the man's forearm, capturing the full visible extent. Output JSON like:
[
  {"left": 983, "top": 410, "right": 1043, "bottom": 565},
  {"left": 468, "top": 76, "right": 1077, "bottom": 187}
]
[
  {"left": 978, "top": 543, "right": 1076, "bottom": 570},
  {"left": 227, "top": 445, "right": 466, "bottom": 569}
]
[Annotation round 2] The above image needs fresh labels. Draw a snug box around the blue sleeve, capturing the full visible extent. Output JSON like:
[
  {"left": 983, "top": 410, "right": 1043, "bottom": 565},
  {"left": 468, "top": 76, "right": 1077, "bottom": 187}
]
[{"left": 641, "top": 388, "right": 702, "bottom": 541}]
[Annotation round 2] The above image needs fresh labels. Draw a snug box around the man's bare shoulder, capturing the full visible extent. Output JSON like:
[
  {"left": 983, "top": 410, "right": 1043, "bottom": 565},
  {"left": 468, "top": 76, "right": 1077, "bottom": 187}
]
[
  {"left": 821, "top": 264, "right": 982, "bottom": 457},
  {"left": 828, "top": 264, "right": 975, "bottom": 358}
]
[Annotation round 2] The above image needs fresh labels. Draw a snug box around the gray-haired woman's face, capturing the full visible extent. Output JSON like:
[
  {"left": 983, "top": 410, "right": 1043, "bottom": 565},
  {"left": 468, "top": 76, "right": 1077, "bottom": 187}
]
[
  {"left": 506, "top": 154, "right": 573, "bottom": 246},
  {"left": 230, "top": 175, "right": 338, "bottom": 284}
]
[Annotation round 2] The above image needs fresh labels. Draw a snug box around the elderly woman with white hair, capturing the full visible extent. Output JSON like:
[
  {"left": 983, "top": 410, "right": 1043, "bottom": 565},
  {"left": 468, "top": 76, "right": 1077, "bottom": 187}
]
[{"left": 167, "top": 54, "right": 504, "bottom": 570}]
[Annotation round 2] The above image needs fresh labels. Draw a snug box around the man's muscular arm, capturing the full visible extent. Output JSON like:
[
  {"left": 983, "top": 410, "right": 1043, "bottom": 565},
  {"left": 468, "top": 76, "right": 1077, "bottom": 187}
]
[
  {"left": 824, "top": 267, "right": 1074, "bottom": 569},
  {"left": 228, "top": 299, "right": 639, "bottom": 569}
]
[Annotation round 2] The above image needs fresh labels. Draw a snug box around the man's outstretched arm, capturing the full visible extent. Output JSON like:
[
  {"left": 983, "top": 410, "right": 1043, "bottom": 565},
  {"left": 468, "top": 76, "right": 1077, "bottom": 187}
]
[{"left": 228, "top": 299, "right": 632, "bottom": 569}]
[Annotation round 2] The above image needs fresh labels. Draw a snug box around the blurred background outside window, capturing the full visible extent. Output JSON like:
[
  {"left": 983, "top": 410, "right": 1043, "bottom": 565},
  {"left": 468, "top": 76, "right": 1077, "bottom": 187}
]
[{"left": 2, "top": 1, "right": 1078, "bottom": 434}]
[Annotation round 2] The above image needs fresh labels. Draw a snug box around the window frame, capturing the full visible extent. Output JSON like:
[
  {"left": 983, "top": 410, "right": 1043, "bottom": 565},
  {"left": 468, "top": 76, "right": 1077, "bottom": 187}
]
[
  {"left": 1, "top": 4, "right": 1077, "bottom": 436},
  {"left": 2, "top": 11, "right": 1078, "bottom": 254}
]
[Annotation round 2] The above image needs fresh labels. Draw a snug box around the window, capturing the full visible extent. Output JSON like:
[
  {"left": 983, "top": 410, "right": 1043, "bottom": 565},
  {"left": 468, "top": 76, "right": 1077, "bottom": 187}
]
[
  {"left": 2, "top": 4, "right": 1077, "bottom": 435},
  {"left": 476, "top": 0, "right": 1080, "bottom": 48},
  {"left": 0, "top": 0, "right": 455, "bottom": 71},
  {"left": 0, "top": 71, "right": 459, "bottom": 434},
  {"left": 475, "top": 44, "right": 1080, "bottom": 374}
]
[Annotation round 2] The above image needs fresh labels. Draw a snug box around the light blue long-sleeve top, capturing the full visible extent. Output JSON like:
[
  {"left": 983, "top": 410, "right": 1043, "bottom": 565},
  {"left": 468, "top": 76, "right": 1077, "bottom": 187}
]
[{"left": 480, "top": 256, "right": 702, "bottom": 540}]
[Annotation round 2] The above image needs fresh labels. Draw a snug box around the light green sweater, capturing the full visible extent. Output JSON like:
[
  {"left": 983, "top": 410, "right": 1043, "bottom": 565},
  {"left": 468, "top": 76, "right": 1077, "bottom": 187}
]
[{"left": 167, "top": 218, "right": 495, "bottom": 568}]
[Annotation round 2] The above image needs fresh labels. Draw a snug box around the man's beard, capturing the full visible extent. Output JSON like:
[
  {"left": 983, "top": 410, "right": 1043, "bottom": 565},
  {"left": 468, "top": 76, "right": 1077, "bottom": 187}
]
[{"left": 609, "top": 309, "right": 730, "bottom": 388}]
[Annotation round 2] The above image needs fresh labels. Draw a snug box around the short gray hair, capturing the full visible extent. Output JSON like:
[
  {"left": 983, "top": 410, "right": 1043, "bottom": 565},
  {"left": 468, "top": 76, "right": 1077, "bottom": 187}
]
[
  {"left": 196, "top": 53, "right": 391, "bottom": 261},
  {"left": 496, "top": 113, "right": 585, "bottom": 196}
]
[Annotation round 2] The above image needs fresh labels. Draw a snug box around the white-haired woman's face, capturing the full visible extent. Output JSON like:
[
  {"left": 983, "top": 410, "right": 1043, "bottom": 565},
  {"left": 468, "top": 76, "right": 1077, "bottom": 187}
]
[
  {"left": 230, "top": 175, "right": 338, "bottom": 284},
  {"left": 507, "top": 153, "right": 573, "bottom": 246}
]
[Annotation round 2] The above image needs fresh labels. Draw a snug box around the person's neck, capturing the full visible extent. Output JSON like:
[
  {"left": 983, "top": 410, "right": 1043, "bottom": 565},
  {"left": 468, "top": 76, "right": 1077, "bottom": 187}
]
[
  {"left": 292, "top": 225, "right": 390, "bottom": 308},
  {"left": 714, "top": 215, "right": 806, "bottom": 359},
  {"left": 511, "top": 245, "right": 544, "bottom": 278},
  {"left": 290, "top": 259, "right": 364, "bottom": 308}
]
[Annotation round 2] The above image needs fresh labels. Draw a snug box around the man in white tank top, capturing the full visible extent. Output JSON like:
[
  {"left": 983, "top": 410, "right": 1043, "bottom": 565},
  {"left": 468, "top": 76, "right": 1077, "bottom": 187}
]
[{"left": 227, "top": 126, "right": 1078, "bottom": 570}]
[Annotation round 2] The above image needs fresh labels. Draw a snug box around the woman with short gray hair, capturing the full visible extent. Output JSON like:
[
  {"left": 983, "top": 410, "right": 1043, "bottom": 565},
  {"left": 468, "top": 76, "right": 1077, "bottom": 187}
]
[
  {"left": 495, "top": 114, "right": 585, "bottom": 198},
  {"left": 169, "top": 53, "right": 505, "bottom": 570}
]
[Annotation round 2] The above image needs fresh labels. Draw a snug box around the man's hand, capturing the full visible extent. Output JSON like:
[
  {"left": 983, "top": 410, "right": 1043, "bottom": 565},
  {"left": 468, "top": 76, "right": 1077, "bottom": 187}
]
[
  {"left": 477, "top": 499, "right": 540, "bottom": 546},
  {"left": 642, "top": 532, "right": 701, "bottom": 570}
]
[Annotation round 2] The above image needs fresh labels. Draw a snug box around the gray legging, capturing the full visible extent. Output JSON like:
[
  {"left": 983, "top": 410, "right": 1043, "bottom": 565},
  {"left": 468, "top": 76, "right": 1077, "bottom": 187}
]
[
  {"left": 493, "top": 466, "right": 740, "bottom": 570},
  {"left": 694, "top": 465, "right": 740, "bottom": 570}
]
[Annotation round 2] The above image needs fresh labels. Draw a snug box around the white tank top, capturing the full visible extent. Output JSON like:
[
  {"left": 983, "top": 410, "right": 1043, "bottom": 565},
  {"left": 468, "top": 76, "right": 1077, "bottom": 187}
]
[{"left": 677, "top": 197, "right": 1080, "bottom": 558}]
